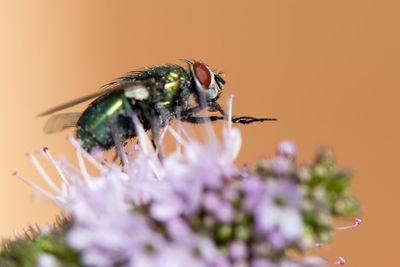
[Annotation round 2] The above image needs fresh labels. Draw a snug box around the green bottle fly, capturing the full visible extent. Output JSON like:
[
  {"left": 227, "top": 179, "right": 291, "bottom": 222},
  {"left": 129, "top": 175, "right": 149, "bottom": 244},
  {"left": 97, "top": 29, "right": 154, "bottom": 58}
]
[{"left": 39, "top": 61, "right": 276, "bottom": 153}]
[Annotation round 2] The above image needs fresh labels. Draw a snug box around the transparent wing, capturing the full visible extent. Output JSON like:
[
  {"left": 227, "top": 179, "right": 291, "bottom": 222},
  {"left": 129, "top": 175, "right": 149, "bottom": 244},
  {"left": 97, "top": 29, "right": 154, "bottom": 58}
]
[
  {"left": 37, "top": 74, "right": 151, "bottom": 117},
  {"left": 37, "top": 92, "right": 106, "bottom": 117},
  {"left": 100, "top": 70, "right": 141, "bottom": 90},
  {"left": 43, "top": 112, "right": 82, "bottom": 134}
]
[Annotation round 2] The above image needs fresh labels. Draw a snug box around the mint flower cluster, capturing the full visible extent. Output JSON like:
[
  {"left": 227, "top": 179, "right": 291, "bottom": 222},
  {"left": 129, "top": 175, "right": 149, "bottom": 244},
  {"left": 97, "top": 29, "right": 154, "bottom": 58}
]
[{"left": 2, "top": 101, "right": 360, "bottom": 267}]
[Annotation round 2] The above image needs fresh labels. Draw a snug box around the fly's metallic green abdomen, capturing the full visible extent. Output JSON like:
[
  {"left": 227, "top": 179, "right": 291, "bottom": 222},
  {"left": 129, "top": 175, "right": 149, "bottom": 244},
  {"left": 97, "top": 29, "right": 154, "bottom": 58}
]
[
  {"left": 76, "top": 65, "right": 191, "bottom": 151},
  {"left": 76, "top": 91, "right": 135, "bottom": 150}
]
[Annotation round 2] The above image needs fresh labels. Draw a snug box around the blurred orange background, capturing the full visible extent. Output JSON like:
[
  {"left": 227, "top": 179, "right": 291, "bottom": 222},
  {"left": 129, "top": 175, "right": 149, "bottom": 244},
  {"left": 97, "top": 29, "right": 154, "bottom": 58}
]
[{"left": 0, "top": 0, "right": 398, "bottom": 266}]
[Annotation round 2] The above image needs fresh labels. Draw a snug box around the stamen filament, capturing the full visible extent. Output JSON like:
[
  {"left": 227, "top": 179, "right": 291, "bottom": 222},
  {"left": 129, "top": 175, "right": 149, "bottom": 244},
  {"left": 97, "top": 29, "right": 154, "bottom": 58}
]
[
  {"left": 176, "top": 123, "right": 182, "bottom": 154},
  {"left": 202, "top": 110, "right": 217, "bottom": 144},
  {"left": 67, "top": 135, "right": 106, "bottom": 172},
  {"left": 132, "top": 115, "right": 156, "bottom": 157},
  {"left": 60, "top": 182, "right": 68, "bottom": 197},
  {"left": 315, "top": 243, "right": 345, "bottom": 265},
  {"left": 58, "top": 159, "right": 84, "bottom": 182},
  {"left": 132, "top": 114, "right": 160, "bottom": 178},
  {"left": 12, "top": 172, "right": 56, "bottom": 200},
  {"left": 227, "top": 95, "right": 234, "bottom": 132},
  {"left": 41, "top": 147, "right": 70, "bottom": 186},
  {"left": 155, "top": 124, "right": 169, "bottom": 156},
  {"left": 27, "top": 152, "right": 60, "bottom": 194},
  {"left": 75, "top": 148, "right": 92, "bottom": 186},
  {"left": 176, "top": 107, "right": 194, "bottom": 144},
  {"left": 334, "top": 218, "right": 362, "bottom": 230},
  {"left": 178, "top": 119, "right": 193, "bottom": 142},
  {"left": 168, "top": 127, "right": 188, "bottom": 146}
]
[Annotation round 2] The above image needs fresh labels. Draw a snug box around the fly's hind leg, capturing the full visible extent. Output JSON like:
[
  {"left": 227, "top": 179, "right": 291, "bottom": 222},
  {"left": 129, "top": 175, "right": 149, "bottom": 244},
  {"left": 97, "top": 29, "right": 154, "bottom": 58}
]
[
  {"left": 150, "top": 119, "right": 164, "bottom": 162},
  {"left": 137, "top": 102, "right": 165, "bottom": 162},
  {"left": 107, "top": 115, "right": 128, "bottom": 166}
]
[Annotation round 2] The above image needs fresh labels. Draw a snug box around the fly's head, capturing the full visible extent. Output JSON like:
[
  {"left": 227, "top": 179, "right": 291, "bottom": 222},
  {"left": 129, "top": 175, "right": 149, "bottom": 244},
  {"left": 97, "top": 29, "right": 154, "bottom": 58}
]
[{"left": 188, "top": 61, "right": 225, "bottom": 105}]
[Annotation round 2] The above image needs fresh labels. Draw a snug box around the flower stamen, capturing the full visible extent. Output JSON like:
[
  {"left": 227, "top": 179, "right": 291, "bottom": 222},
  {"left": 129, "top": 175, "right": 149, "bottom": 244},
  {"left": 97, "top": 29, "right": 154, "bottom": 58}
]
[
  {"left": 132, "top": 114, "right": 160, "bottom": 178},
  {"left": 155, "top": 124, "right": 169, "bottom": 157},
  {"left": 315, "top": 243, "right": 345, "bottom": 265},
  {"left": 227, "top": 95, "right": 234, "bottom": 132},
  {"left": 26, "top": 152, "right": 60, "bottom": 194},
  {"left": 12, "top": 171, "right": 56, "bottom": 200},
  {"left": 75, "top": 144, "right": 92, "bottom": 185},
  {"left": 67, "top": 135, "right": 105, "bottom": 172},
  {"left": 334, "top": 218, "right": 362, "bottom": 230},
  {"left": 41, "top": 147, "right": 70, "bottom": 186},
  {"left": 168, "top": 127, "right": 189, "bottom": 147}
]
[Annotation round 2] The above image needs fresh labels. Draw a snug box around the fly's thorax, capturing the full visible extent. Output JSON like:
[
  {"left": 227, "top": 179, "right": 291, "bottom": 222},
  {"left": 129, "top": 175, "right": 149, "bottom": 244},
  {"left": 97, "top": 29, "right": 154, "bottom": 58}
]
[
  {"left": 155, "top": 68, "right": 191, "bottom": 109},
  {"left": 133, "top": 65, "right": 190, "bottom": 103}
]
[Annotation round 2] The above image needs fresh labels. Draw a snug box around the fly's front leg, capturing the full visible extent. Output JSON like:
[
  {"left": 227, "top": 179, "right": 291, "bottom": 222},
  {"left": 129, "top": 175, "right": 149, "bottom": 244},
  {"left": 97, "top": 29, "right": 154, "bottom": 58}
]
[
  {"left": 181, "top": 116, "right": 225, "bottom": 124},
  {"left": 182, "top": 115, "right": 277, "bottom": 124},
  {"left": 231, "top": 116, "right": 277, "bottom": 124},
  {"left": 207, "top": 102, "right": 226, "bottom": 117},
  {"left": 179, "top": 102, "right": 224, "bottom": 120},
  {"left": 180, "top": 105, "right": 205, "bottom": 118}
]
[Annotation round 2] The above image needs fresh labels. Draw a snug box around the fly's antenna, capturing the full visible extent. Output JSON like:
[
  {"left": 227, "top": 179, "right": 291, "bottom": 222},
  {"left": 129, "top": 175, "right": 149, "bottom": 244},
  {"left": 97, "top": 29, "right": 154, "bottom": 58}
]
[
  {"left": 215, "top": 73, "right": 225, "bottom": 90},
  {"left": 178, "top": 58, "right": 194, "bottom": 65}
]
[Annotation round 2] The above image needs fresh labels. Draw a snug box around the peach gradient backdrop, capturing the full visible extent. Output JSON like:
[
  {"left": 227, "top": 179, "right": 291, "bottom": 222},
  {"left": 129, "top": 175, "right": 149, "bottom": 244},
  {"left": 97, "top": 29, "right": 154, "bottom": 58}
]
[{"left": 1, "top": 1, "right": 398, "bottom": 266}]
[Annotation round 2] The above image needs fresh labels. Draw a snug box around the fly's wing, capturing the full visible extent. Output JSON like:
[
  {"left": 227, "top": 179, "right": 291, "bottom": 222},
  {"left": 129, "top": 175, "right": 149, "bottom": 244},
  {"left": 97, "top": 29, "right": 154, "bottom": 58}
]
[
  {"left": 37, "top": 71, "right": 139, "bottom": 117},
  {"left": 37, "top": 92, "right": 105, "bottom": 117},
  {"left": 43, "top": 112, "right": 81, "bottom": 134},
  {"left": 37, "top": 76, "right": 154, "bottom": 117}
]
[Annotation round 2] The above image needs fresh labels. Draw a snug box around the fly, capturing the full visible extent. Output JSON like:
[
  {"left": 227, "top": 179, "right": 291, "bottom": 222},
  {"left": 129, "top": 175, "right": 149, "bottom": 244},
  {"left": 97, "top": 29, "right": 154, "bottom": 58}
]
[{"left": 38, "top": 61, "right": 277, "bottom": 164}]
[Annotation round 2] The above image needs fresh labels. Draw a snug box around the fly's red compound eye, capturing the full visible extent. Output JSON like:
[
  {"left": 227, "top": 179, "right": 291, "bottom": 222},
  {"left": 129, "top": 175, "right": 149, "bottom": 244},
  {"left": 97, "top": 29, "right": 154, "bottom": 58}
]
[
  {"left": 189, "top": 61, "right": 219, "bottom": 101},
  {"left": 193, "top": 62, "right": 212, "bottom": 89}
]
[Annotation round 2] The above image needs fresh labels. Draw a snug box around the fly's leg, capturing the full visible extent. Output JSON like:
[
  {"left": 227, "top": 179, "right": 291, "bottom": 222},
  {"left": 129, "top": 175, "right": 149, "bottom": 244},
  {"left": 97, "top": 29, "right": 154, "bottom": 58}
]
[
  {"left": 181, "top": 100, "right": 276, "bottom": 124},
  {"left": 112, "top": 152, "right": 119, "bottom": 163},
  {"left": 179, "top": 101, "right": 225, "bottom": 118},
  {"left": 150, "top": 120, "right": 164, "bottom": 162},
  {"left": 136, "top": 102, "right": 166, "bottom": 161},
  {"left": 107, "top": 115, "right": 128, "bottom": 166},
  {"left": 231, "top": 116, "right": 277, "bottom": 124},
  {"left": 207, "top": 102, "right": 226, "bottom": 117},
  {"left": 180, "top": 105, "right": 205, "bottom": 117},
  {"left": 181, "top": 116, "right": 224, "bottom": 123},
  {"left": 181, "top": 115, "right": 277, "bottom": 124}
]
